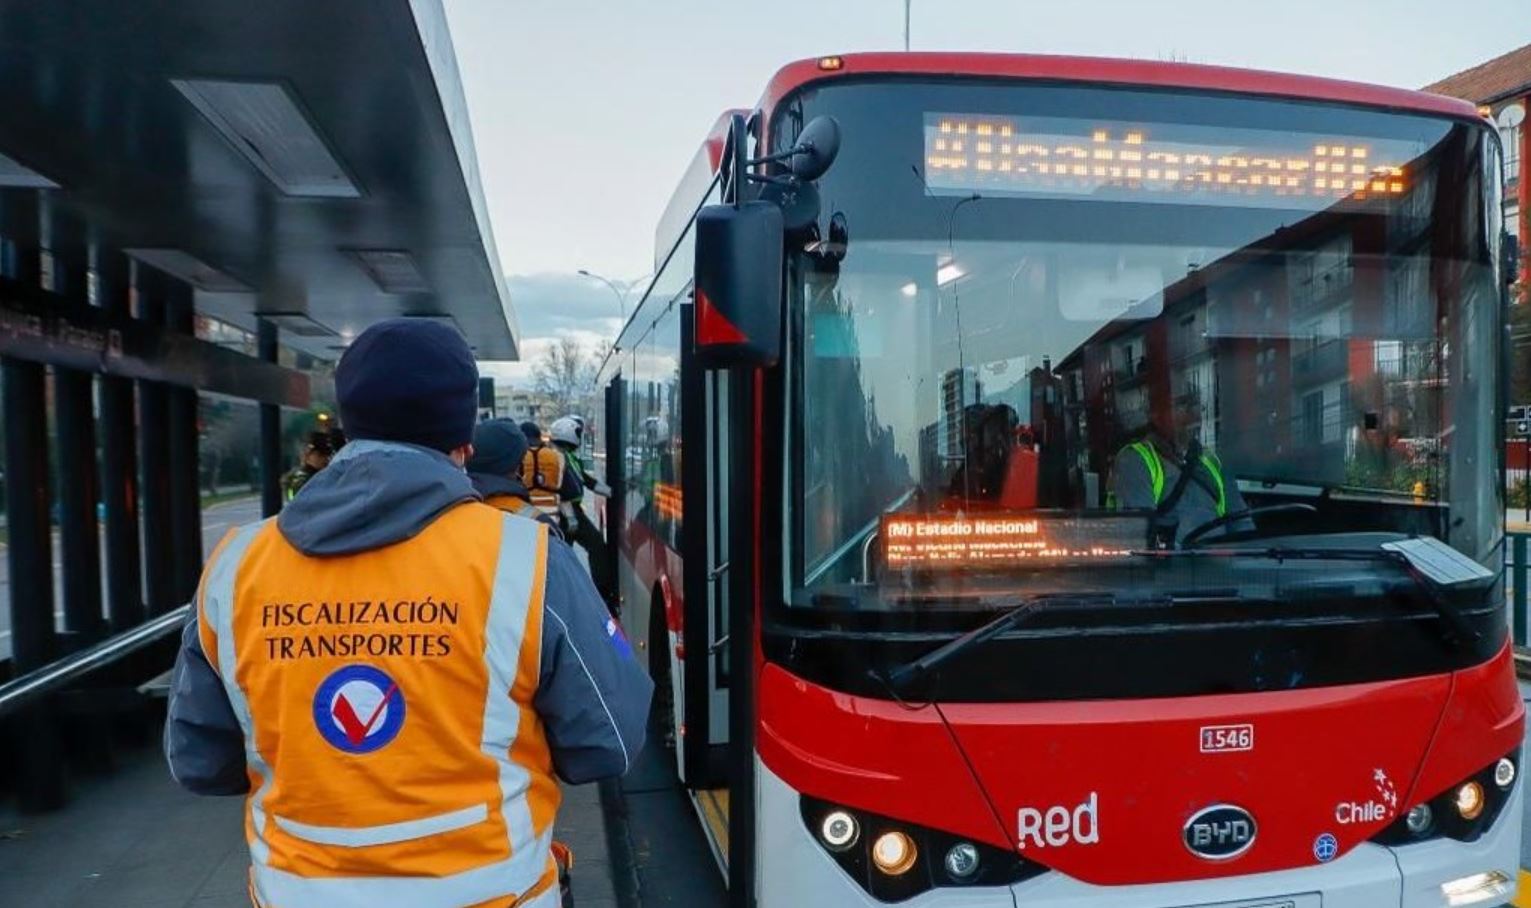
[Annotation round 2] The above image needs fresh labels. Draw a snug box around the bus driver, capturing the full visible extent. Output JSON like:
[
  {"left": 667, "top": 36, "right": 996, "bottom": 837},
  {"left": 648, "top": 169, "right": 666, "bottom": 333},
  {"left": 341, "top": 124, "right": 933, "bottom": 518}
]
[{"left": 1107, "top": 406, "right": 1252, "bottom": 545}]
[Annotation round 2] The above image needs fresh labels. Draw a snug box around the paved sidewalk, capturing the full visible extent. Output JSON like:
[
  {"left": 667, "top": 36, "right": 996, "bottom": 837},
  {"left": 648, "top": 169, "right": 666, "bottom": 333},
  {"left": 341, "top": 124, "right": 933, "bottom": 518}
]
[{"left": 0, "top": 735, "right": 619, "bottom": 907}]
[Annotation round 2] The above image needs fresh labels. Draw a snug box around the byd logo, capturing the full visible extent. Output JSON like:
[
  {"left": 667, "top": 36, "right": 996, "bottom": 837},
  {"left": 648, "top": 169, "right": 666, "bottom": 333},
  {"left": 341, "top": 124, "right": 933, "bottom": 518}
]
[
  {"left": 1016, "top": 793, "right": 1099, "bottom": 849},
  {"left": 1183, "top": 804, "right": 1257, "bottom": 860}
]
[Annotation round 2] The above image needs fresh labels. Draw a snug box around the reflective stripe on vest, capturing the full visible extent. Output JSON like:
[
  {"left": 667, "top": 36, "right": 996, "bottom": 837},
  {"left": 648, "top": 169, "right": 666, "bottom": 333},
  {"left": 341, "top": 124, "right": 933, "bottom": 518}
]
[
  {"left": 203, "top": 521, "right": 279, "bottom": 867},
  {"left": 1199, "top": 452, "right": 1227, "bottom": 518},
  {"left": 201, "top": 512, "right": 555, "bottom": 908},
  {"left": 1124, "top": 443, "right": 1227, "bottom": 518},
  {"left": 487, "top": 494, "right": 542, "bottom": 520}
]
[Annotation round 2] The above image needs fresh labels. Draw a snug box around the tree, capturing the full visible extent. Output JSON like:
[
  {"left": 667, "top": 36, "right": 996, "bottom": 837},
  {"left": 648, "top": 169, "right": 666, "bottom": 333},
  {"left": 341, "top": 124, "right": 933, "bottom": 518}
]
[{"left": 532, "top": 336, "right": 601, "bottom": 417}]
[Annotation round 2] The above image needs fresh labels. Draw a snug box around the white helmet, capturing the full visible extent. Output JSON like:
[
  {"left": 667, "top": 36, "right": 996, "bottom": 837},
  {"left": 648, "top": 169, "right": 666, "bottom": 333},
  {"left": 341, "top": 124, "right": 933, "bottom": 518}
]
[{"left": 550, "top": 416, "right": 581, "bottom": 447}]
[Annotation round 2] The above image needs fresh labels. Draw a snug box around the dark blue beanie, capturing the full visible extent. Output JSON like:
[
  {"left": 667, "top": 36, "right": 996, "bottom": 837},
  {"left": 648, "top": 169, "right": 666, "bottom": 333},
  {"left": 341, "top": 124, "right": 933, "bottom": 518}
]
[
  {"left": 468, "top": 418, "right": 529, "bottom": 477},
  {"left": 336, "top": 318, "right": 478, "bottom": 453}
]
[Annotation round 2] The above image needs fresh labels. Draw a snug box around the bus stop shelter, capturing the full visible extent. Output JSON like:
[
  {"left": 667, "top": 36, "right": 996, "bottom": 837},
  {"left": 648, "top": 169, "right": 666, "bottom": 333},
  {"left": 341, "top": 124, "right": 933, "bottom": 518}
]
[{"left": 0, "top": 0, "right": 515, "bottom": 810}]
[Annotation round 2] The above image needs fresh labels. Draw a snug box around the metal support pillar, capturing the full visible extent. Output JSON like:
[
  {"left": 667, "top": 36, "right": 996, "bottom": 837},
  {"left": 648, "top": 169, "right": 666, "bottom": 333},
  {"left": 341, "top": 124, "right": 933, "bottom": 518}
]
[
  {"left": 258, "top": 319, "right": 282, "bottom": 517},
  {"left": 165, "top": 284, "right": 201, "bottom": 604},
  {"left": 1514, "top": 535, "right": 1527, "bottom": 647},
  {"left": 4, "top": 361, "right": 56, "bottom": 669},
  {"left": 1, "top": 238, "right": 65, "bottom": 811},
  {"left": 137, "top": 284, "right": 172, "bottom": 615},
  {"left": 98, "top": 256, "right": 143, "bottom": 632},
  {"left": 1, "top": 237, "right": 55, "bottom": 671},
  {"left": 53, "top": 250, "right": 104, "bottom": 649}
]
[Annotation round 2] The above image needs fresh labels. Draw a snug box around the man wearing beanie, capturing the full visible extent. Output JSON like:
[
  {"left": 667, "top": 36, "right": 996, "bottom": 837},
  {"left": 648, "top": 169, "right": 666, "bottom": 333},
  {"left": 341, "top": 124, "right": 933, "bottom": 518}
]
[
  {"left": 164, "top": 318, "right": 652, "bottom": 908},
  {"left": 468, "top": 418, "right": 561, "bottom": 535}
]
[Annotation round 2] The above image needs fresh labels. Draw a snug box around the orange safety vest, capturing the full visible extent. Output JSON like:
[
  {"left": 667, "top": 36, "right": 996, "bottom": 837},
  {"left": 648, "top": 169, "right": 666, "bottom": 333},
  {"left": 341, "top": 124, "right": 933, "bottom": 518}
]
[
  {"left": 484, "top": 494, "right": 546, "bottom": 521},
  {"left": 519, "top": 446, "right": 564, "bottom": 514},
  {"left": 196, "top": 504, "right": 561, "bottom": 908}
]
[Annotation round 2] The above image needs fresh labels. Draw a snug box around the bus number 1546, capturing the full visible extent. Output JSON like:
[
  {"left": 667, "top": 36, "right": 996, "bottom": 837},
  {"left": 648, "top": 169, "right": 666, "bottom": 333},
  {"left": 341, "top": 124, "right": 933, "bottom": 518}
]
[{"left": 1200, "top": 724, "right": 1254, "bottom": 753}]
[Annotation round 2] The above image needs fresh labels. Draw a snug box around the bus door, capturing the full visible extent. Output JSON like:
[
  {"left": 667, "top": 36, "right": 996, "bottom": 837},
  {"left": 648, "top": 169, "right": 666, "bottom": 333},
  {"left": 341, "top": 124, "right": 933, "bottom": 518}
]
[
  {"left": 681, "top": 301, "right": 734, "bottom": 864},
  {"left": 601, "top": 374, "right": 624, "bottom": 597}
]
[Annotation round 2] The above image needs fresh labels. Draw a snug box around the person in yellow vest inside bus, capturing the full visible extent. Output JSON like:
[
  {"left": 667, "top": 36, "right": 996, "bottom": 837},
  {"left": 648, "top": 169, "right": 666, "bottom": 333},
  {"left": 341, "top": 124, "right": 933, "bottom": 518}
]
[
  {"left": 467, "top": 418, "right": 562, "bottom": 537},
  {"left": 1108, "top": 419, "right": 1252, "bottom": 545},
  {"left": 164, "top": 318, "right": 652, "bottom": 908}
]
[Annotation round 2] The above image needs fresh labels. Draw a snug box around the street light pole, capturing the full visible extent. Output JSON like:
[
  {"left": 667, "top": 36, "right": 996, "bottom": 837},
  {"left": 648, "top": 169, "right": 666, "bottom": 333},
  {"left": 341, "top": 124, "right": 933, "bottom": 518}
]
[
  {"left": 577, "top": 269, "right": 630, "bottom": 323},
  {"left": 904, "top": 0, "right": 911, "bottom": 51}
]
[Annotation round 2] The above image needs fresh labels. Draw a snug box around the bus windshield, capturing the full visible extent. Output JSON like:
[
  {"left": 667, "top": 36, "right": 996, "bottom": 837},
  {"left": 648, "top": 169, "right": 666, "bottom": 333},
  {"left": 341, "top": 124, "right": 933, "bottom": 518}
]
[{"left": 782, "top": 80, "right": 1503, "bottom": 609}]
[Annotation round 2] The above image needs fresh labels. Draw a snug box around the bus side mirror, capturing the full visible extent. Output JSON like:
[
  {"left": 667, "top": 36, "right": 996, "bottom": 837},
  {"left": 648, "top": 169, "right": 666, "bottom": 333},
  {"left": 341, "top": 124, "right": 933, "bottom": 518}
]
[
  {"left": 693, "top": 201, "right": 783, "bottom": 369},
  {"left": 787, "top": 116, "right": 841, "bottom": 181}
]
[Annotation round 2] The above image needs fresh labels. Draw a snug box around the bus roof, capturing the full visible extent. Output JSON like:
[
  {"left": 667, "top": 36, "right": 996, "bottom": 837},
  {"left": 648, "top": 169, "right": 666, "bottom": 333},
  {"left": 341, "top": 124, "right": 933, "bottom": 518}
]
[{"left": 759, "top": 52, "right": 1482, "bottom": 122}]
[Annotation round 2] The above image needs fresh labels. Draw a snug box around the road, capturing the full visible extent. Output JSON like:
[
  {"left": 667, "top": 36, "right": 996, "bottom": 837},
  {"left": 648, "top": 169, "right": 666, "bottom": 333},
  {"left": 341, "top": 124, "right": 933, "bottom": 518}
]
[{"left": 0, "top": 496, "right": 264, "bottom": 662}]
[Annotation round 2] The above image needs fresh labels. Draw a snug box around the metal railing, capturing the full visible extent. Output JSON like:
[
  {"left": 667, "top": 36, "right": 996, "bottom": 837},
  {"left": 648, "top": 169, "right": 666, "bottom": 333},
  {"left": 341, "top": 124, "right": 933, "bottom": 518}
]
[
  {"left": 0, "top": 605, "right": 188, "bottom": 719},
  {"left": 1290, "top": 262, "right": 1354, "bottom": 313},
  {"left": 1292, "top": 338, "right": 1349, "bottom": 382}
]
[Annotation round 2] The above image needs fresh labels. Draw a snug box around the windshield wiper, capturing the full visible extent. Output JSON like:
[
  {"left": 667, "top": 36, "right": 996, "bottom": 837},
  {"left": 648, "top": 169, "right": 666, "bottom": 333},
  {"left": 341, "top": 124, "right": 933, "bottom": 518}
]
[
  {"left": 880, "top": 593, "right": 1113, "bottom": 694},
  {"left": 878, "top": 539, "right": 1487, "bottom": 696},
  {"left": 1138, "top": 538, "right": 1488, "bottom": 645}
]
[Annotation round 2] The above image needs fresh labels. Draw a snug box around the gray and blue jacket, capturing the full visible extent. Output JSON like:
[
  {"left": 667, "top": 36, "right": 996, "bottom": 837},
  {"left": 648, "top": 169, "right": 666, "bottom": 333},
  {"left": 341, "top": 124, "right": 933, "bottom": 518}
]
[{"left": 164, "top": 439, "right": 652, "bottom": 794}]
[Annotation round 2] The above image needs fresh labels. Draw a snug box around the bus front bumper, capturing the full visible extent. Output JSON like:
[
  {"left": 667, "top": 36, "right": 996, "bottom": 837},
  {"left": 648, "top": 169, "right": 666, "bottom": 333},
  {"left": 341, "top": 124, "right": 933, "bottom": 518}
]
[{"left": 756, "top": 759, "right": 1522, "bottom": 908}]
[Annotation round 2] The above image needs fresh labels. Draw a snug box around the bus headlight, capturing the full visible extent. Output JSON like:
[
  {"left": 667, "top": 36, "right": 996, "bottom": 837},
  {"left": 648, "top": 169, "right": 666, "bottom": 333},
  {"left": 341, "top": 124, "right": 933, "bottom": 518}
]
[
  {"left": 872, "top": 831, "right": 917, "bottom": 875},
  {"left": 943, "top": 842, "right": 981, "bottom": 880},
  {"left": 1371, "top": 749, "right": 1518, "bottom": 847},
  {"left": 1494, "top": 757, "right": 1516, "bottom": 790},
  {"left": 1404, "top": 803, "right": 1433, "bottom": 835},
  {"left": 800, "top": 795, "right": 1044, "bottom": 899},
  {"left": 819, "top": 810, "right": 859, "bottom": 851},
  {"left": 1440, "top": 870, "right": 1512, "bottom": 906},
  {"left": 1454, "top": 782, "right": 1485, "bottom": 820}
]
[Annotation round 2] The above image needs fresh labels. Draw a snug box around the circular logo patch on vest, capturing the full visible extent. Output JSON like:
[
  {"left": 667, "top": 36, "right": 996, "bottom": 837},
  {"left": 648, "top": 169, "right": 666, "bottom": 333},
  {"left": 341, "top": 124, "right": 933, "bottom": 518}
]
[{"left": 312, "top": 664, "right": 406, "bottom": 754}]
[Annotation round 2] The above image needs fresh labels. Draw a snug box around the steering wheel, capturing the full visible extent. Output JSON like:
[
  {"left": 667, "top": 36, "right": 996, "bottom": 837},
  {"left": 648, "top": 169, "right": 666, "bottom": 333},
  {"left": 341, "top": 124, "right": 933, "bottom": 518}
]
[{"left": 1181, "top": 503, "right": 1320, "bottom": 548}]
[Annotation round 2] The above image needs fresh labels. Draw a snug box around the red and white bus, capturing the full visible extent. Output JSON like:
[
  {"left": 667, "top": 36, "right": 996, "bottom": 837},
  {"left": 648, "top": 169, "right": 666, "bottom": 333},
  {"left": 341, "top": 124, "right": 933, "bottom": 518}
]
[{"left": 592, "top": 52, "right": 1524, "bottom": 908}]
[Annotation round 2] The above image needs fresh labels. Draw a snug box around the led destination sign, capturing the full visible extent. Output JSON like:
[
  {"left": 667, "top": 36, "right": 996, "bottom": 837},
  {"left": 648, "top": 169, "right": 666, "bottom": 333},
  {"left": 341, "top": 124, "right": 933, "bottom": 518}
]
[
  {"left": 923, "top": 114, "right": 1418, "bottom": 206},
  {"left": 881, "top": 513, "right": 1142, "bottom": 570}
]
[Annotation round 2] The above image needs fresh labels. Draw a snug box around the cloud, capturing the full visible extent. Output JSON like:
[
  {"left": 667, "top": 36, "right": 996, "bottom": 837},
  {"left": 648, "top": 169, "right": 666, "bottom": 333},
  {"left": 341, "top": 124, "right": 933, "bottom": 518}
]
[
  {"left": 479, "top": 271, "right": 633, "bottom": 388},
  {"left": 504, "top": 271, "right": 637, "bottom": 341}
]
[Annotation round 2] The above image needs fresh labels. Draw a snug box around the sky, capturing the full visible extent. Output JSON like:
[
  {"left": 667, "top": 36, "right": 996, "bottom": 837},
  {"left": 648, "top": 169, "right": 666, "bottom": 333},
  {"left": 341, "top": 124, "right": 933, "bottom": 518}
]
[{"left": 440, "top": 0, "right": 1530, "bottom": 385}]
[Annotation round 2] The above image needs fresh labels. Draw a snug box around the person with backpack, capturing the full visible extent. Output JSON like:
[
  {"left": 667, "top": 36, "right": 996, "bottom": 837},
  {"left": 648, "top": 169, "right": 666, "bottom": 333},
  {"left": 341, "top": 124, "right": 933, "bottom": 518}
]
[
  {"left": 519, "top": 421, "right": 581, "bottom": 521},
  {"left": 521, "top": 419, "right": 615, "bottom": 607}
]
